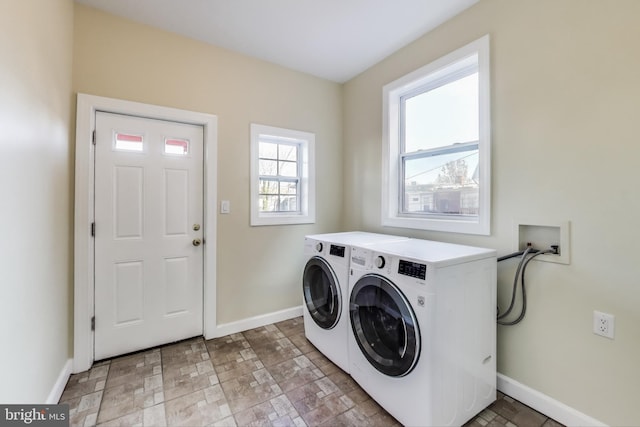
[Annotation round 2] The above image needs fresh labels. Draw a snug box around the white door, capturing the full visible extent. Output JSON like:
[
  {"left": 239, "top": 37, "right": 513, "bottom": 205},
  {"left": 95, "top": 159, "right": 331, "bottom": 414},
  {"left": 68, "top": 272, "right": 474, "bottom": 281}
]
[{"left": 94, "top": 111, "right": 204, "bottom": 360}]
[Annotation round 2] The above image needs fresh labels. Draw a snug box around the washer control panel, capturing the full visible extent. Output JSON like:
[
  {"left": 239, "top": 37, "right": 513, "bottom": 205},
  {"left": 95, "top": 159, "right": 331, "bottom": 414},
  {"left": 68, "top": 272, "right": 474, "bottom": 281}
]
[
  {"left": 329, "top": 244, "right": 346, "bottom": 258},
  {"left": 398, "top": 259, "right": 427, "bottom": 280}
]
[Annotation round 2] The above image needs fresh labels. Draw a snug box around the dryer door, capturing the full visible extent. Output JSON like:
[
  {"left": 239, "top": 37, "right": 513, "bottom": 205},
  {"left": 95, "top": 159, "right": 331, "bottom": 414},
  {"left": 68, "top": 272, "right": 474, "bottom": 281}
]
[
  {"left": 303, "top": 256, "right": 341, "bottom": 329},
  {"left": 350, "top": 273, "right": 420, "bottom": 377}
]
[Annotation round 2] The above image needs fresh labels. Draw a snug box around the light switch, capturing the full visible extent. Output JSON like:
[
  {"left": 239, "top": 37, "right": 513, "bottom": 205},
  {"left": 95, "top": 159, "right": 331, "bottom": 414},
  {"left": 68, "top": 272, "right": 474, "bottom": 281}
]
[{"left": 220, "top": 200, "right": 230, "bottom": 214}]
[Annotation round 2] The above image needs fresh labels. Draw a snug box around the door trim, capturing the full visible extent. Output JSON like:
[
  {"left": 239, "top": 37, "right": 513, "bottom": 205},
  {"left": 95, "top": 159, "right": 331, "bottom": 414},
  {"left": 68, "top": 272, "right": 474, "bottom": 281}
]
[{"left": 73, "top": 93, "right": 218, "bottom": 373}]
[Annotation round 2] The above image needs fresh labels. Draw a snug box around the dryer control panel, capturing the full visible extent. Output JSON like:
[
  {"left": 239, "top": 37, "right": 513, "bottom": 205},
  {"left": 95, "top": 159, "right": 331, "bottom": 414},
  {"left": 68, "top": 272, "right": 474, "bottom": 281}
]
[{"left": 398, "top": 259, "right": 427, "bottom": 280}]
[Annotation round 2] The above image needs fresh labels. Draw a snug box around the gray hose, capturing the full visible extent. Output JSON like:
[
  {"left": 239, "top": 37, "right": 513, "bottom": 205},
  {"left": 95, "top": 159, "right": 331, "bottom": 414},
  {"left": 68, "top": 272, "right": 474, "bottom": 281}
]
[
  {"left": 498, "top": 249, "right": 555, "bottom": 326},
  {"left": 497, "top": 247, "right": 533, "bottom": 320}
]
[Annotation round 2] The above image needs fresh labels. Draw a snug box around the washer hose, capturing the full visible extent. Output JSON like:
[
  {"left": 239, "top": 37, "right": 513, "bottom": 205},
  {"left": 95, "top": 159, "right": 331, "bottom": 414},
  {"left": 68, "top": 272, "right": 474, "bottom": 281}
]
[{"left": 497, "top": 248, "right": 555, "bottom": 326}]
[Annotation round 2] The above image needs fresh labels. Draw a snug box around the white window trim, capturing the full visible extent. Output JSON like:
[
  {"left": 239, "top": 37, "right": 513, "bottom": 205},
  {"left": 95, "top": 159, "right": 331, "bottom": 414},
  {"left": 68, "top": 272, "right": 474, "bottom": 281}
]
[
  {"left": 250, "top": 123, "right": 316, "bottom": 226},
  {"left": 382, "top": 35, "right": 491, "bottom": 235}
]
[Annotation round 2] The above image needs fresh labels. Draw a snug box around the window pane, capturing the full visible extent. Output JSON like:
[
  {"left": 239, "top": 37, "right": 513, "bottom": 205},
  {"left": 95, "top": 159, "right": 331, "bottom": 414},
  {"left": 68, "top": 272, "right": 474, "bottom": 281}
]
[
  {"left": 280, "top": 181, "right": 298, "bottom": 195},
  {"left": 404, "top": 149, "right": 479, "bottom": 215},
  {"left": 259, "top": 159, "right": 278, "bottom": 176},
  {"left": 279, "top": 161, "right": 297, "bottom": 177},
  {"left": 279, "top": 144, "right": 298, "bottom": 162},
  {"left": 115, "top": 133, "right": 143, "bottom": 152},
  {"left": 404, "top": 72, "right": 478, "bottom": 153},
  {"left": 279, "top": 196, "right": 298, "bottom": 212},
  {"left": 164, "top": 138, "right": 189, "bottom": 155},
  {"left": 259, "top": 141, "right": 278, "bottom": 159},
  {"left": 259, "top": 179, "right": 278, "bottom": 195},
  {"left": 259, "top": 195, "right": 279, "bottom": 212}
]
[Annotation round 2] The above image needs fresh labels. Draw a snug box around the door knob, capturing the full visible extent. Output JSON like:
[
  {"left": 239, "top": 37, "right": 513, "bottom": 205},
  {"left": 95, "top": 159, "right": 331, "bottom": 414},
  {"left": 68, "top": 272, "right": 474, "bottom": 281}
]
[{"left": 192, "top": 238, "right": 202, "bottom": 247}]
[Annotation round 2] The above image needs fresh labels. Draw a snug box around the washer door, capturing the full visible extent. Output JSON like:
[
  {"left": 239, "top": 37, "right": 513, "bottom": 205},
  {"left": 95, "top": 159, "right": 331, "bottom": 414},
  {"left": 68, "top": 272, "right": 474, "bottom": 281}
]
[
  {"left": 303, "top": 256, "right": 341, "bottom": 329},
  {"left": 350, "top": 273, "right": 420, "bottom": 377}
]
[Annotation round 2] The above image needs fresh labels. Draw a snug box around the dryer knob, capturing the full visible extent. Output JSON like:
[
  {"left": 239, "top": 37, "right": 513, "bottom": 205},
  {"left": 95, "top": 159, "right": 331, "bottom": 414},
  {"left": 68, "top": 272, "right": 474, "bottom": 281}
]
[
  {"left": 375, "top": 256, "right": 386, "bottom": 269},
  {"left": 315, "top": 242, "right": 323, "bottom": 252}
]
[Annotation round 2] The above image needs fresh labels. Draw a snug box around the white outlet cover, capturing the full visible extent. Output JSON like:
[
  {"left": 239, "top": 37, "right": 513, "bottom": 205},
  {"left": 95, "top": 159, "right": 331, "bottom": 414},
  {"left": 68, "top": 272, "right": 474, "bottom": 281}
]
[{"left": 593, "top": 310, "right": 615, "bottom": 339}]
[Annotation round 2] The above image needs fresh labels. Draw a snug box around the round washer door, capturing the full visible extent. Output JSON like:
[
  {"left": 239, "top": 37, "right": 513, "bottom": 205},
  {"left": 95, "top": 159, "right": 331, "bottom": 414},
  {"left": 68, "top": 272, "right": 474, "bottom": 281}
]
[
  {"left": 303, "top": 256, "right": 341, "bottom": 329},
  {"left": 350, "top": 273, "right": 420, "bottom": 377}
]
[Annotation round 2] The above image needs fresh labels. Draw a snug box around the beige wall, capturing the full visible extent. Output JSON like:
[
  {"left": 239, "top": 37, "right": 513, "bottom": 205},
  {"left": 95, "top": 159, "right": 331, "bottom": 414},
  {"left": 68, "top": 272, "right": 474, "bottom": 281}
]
[
  {"left": 0, "top": 0, "right": 74, "bottom": 402},
  {"left": 343, "top": 0, "right": 640, "bottom": 424},
  {"left": 7, "top": 0, "right": 635, "bottom": 420},
  {"left": 73, "top": 4, "right": 343, "bottom": 324}
]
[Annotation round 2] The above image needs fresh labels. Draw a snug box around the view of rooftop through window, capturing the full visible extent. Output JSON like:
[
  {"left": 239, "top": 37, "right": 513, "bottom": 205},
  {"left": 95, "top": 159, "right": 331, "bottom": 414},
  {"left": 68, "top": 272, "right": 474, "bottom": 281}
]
[{"left": 402, "top": 70, "right": 479, "bottom": 216}]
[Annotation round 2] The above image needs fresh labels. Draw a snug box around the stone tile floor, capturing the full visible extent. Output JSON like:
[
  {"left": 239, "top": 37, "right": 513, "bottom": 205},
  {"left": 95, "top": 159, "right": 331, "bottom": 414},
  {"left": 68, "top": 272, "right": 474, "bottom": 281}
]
[{"left": 61, "top": 317, "right": 564, "bottom": 426}]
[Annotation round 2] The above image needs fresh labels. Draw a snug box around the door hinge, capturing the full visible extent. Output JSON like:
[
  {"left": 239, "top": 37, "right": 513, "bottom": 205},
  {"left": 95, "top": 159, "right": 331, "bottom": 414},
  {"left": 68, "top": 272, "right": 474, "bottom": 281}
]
[
  {"left": 91, "top": 316, "right": 95, "bottom": 331},
  {"left": 91, "top": 222, "right": 95, "bottom": 237},
  {"left": 92, "top": 130, "right": 96, "bottom": 145}
]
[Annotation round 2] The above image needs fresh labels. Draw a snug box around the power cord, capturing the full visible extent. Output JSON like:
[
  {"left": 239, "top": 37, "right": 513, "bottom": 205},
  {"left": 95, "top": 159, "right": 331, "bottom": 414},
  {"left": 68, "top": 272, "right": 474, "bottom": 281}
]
[{"left": 497, "top": 245, "right": 558, "bottom": 326}]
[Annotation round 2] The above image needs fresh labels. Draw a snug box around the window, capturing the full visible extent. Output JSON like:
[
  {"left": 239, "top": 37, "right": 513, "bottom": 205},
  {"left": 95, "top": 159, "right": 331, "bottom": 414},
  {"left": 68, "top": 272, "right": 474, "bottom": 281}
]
[
  {"left": 382, "top": 35, "right": 491, "bottom": 235},
  {"left": 114, "top": 132, "right": 143, "bottom": 152},
  {"left": 164, "top": 138, "right": 189, "bottom": 155},
  {"left": 250, "top": 124, "right": 315, "bottom": 226}
]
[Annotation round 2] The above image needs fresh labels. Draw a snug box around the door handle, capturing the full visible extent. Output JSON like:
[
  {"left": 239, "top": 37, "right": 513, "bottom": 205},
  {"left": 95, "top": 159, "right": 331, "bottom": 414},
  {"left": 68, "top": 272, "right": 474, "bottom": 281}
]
[{"left": 192, "top": 238, "right": 202, "bottom": 247}]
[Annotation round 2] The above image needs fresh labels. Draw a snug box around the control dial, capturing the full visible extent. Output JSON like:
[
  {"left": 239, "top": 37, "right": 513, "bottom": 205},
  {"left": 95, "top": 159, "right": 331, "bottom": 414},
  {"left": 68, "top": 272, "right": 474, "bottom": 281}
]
[
  {"left": 315, "top": 242, "right": 323, "bottom": 252},
  {"left": 374, "top": 256, "right": 386, "bottom": 269}
]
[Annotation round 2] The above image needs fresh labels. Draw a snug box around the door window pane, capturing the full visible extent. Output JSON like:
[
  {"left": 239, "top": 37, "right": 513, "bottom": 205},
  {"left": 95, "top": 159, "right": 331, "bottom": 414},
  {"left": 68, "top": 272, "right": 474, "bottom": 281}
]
[
  {"left": 115, "top": 133, "right": 143, "bottom": 152},
  {"left": 164, "top": 138, "right": 189, "bottom": 155}
]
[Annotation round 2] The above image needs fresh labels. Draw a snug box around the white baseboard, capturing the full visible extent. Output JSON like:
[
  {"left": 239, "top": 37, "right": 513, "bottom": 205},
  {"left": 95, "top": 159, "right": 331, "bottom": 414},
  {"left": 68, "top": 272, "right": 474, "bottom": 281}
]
[
  {"left": 46, "top": 359, "right": 72, "bottom": 404},
  {"left": 497, "top": 373, "right": 607, "bottom": 427},
  {"left": 209, "top": 305, "right": 303, "bottom": 339}
]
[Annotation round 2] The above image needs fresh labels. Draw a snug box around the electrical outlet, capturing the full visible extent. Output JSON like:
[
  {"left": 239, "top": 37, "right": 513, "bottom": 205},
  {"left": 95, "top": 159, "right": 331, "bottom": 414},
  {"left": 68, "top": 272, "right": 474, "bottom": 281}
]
[{"left": 593, "top": 310, "right": 615, "bottom": 339}]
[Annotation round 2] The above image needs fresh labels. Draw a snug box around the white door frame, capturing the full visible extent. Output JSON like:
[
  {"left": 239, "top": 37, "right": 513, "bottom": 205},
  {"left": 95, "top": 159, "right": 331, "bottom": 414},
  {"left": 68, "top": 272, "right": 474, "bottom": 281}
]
[{"left": 73, "top": 93, "right": 217, "bottom": 373}]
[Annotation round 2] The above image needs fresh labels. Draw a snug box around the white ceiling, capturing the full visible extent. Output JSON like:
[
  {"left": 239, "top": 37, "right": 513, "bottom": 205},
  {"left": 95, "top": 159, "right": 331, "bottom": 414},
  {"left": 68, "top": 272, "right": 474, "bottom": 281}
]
[{"left": 74, "top": 0, "right": 479, "bottom": 83}]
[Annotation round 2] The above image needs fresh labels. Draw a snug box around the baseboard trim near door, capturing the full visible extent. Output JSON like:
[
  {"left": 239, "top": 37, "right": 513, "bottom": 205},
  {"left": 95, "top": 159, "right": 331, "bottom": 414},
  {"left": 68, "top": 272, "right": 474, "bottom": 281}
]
[
  {"left": 497, "top": 373, "right": 607, "bottom": 427},
  {"left": 47, "top": 359, "right": 73, "bottom": 404},
  {"left": 211, "top": 305, "right": 303, "bottom": 339}
]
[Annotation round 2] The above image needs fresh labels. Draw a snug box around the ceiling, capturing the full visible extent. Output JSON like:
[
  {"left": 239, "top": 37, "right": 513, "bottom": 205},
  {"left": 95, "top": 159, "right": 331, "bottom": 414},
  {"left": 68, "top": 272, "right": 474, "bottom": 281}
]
[{"left": 74, "top": 0, "right": 479, "bottom": 83}]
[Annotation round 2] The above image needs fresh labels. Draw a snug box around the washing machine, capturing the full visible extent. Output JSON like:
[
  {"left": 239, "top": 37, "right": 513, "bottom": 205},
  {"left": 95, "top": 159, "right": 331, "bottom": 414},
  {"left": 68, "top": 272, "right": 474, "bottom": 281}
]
[
  {"left": 302, "top": 232, "right": 409, "bottom": 373},
  {"left": 347, "top": 238, "right": 497, "bottom": 426}
]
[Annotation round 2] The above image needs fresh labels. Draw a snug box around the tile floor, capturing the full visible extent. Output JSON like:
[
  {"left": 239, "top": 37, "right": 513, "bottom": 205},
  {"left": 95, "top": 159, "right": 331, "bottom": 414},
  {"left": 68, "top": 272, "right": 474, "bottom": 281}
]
[{"left": 61, "top": 317, "right": 563, "bottom": 427}]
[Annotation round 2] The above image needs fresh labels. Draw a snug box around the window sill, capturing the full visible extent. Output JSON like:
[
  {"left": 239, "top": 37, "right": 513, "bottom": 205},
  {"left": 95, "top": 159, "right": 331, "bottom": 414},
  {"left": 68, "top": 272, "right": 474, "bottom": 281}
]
[
  {"left": 251, "top": 213, "right": 315, "bottom": 226},
  {"left": 382, "top": 214, "right": 489, "bottom": 235}
]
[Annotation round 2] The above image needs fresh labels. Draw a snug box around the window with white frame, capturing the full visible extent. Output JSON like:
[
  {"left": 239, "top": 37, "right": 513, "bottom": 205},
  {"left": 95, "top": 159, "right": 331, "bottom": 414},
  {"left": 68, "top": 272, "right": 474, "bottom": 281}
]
[
  {"left": 382, "top": 35, "right": 491, "bottom": 235},
  {"left": 250, "top": 124, "right": 315, "bottom": 226}
]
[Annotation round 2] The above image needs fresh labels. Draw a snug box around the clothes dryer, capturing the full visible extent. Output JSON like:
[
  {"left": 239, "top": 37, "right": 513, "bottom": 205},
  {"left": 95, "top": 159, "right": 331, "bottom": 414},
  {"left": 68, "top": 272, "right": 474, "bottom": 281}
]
[
  {"left": 348, "top": 238, "right": 497, "bottom": 426},
  {"left": 302, "top": 232, "right": 408, "bottom": 373}
]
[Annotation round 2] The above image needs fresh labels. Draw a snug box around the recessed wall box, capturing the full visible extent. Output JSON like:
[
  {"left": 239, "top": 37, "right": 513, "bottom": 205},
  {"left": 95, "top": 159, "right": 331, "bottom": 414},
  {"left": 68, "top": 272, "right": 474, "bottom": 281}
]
[{"left": 514, "top": 220, "right": 570, "bottom": 265}]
